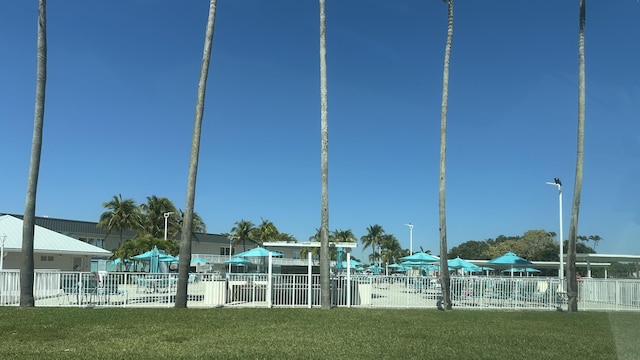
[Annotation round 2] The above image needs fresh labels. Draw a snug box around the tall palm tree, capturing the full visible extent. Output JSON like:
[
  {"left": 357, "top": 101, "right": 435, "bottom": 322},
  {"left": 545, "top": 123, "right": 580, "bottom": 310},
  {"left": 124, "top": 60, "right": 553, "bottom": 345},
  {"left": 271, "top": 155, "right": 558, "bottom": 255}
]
[
  {"left": 173, "top": 209, "right": 206, "bottom": 242},
  {"left": 175, "top": 0, "right": 217, "bottom": 308},
  {"left": 140, "top": 195, "right": 177, "bottom": 238},
  {"left": 97, "top": 194, "right": 142, "bottom": 246},
  {"left": 438, "top": 0, "right": 454, "bottom": 311},
  {"left": 332, "top": 229, "right": 357, "bottom": 262},
  {"left": 301, "top": 228, "right": 325, "bottom": 263},
  {"left": 567, "top": 0, "right": 586, "bottom": 313},
  {"left": 20, "top": 0, "right": 47, "bottom": 308},
  {"left": 228, "top": 219, "right": 257, "bottom": 251},
  {"left": 332, "top": 229, "right": 356, "bottom": 243},
  {"left": 277, "top": 232, "right": 297, "bottom": 243},
  {"left": 251, "top": 218, "right": 279, "bottom": 246},
  {"left": 360, "top": 224, "right": 385, "bottom": 266},
  {"left": 319, "top": 0, "right": 331, "bottom": 310},
  {"left": 379, "top": 234, "right": 404, "bottom": 265}
]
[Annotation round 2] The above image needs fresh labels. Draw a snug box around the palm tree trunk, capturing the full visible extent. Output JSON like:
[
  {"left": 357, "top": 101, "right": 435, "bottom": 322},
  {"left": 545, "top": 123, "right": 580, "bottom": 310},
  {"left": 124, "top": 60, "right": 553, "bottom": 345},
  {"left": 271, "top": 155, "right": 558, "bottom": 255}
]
[
  {"left": 175, "top": 0, "right": 217, "bottom": 308},
  {"left": 438, "top": 0, "right": 454, "bottom": 311},
  {"left": 20, "top": 0, "right": 47, "bottom": 308},
  {"left": 319, "top": 0, "right": 331, "bottom": 310},
  {"left": 567, "top": 0, "right": 586, "bottom": 313}
]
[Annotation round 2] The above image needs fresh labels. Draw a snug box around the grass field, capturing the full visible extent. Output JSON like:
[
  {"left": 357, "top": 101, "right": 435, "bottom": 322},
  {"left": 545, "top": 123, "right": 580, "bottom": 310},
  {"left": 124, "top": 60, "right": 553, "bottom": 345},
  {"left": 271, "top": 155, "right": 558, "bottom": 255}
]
[{"left": 1, "top": 307, "right": 638, "bottom": 359}]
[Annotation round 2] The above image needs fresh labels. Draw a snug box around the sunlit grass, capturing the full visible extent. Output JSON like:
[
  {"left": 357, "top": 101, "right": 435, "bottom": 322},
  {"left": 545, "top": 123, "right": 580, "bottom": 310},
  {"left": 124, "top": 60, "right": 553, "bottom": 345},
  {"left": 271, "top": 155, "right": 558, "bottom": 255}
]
[{"left": 0, "top": 308, "right": 638, "bottom": 359}]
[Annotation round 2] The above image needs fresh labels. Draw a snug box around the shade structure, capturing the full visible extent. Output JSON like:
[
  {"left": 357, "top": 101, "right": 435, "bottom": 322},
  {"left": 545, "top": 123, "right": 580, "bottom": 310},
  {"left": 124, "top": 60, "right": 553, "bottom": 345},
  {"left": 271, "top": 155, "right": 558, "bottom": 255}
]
[
  {"left": 336, "top": 259, "right": 363, "bottom": 269},
  {"left": 132, "top": 246, "right": 175, "bottom": 273},
  {"left": 224, "top": 257, "right": 251, "bottom": 265},
  {"left": 487, "top": 252, "right": 532, "bottom": 266},
  {"left": 368, "top": 264, "right": 383, "bottom": 275},
  {"left": 387, "top": 263, "right": 407, "bottom": 271},
  {"left": 448, "top": 257, "right": 479, "bottom": 270},
  {"left": 502, "top": 268, "right": 540, "bottom": 274},
  {"left": 236, "top": 247, "right": 283, "bottom": 258},
  {"left": 399, "top": 252, "right": 439, "bottom": 263},
  {"left": 191, "top": 258, "right": 208, "bottom": 264},
  {"left": 487, "top": 252, "right": 533, "bottom": 278}
]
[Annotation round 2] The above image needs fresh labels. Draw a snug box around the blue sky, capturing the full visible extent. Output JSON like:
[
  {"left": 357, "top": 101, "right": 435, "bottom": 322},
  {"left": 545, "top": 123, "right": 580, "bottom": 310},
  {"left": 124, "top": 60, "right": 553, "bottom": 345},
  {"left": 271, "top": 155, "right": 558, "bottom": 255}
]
[{"left": 1, "top": 1, "right": 639, "bottom": 259}]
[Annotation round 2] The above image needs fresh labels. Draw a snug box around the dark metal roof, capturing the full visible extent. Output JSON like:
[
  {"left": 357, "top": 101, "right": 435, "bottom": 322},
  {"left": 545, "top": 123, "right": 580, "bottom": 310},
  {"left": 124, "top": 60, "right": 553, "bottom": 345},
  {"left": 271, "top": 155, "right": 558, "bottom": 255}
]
[{"left": 1, "top": 213, "right": 228, "bottom": 243}]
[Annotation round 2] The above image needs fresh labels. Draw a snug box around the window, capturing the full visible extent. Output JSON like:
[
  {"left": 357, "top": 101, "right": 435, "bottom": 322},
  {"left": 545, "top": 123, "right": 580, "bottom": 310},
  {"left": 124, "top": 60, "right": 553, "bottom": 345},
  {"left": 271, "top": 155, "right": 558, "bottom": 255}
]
[{"left": 40, "top": 255, "right": 54, "bottom": 262}]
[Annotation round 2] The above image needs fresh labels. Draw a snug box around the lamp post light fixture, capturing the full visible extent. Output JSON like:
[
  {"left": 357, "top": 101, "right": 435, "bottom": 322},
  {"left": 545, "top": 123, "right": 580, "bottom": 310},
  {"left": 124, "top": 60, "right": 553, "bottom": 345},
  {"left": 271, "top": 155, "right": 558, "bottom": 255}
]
[
  {"left": 546, "top": 177, "right": 564, "bottom": 288},
  {"left": 163, "top": 212, "right": 174, "bottom": 241},
  {"left": 403, "top": 223, "right": 414, "bottom": 255}
]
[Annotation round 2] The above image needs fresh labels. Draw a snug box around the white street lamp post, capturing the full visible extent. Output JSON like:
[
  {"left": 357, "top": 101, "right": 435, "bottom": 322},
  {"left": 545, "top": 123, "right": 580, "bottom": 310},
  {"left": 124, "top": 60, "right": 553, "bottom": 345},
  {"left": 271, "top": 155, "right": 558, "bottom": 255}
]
[
  {"left": 228, "top": 238, "right": 233, "bottom": 273},
  {"left": 546, "top": 178, "right": 564, "bottom": 289},
  {"left": 0, "top": 233, "right": 6, "bottom": 270},
  {"left": 163, "top": 212, "right": 174, "bottom": 241},
  {"left": 404, "top": 223, "right": 414, "bottom": 255}
]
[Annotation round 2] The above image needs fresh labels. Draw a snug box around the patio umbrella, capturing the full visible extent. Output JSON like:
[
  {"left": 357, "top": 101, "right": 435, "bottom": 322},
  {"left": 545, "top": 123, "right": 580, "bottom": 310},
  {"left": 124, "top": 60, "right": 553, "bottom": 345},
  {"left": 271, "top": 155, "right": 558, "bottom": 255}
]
[
  {"left": 191, "top": 258, "right": 208, "bottom": 264},
  {"left": 337, "top": 259, "right": 363, "bottom": 269},
  {"left": 400, "top": 252, "right": 439, "bottom": 263},
  {"left": 236, "top": 247, "right": 283, "bottom": 258},
  {"left": 224, "top": 257, "right": 251, "bottom": 265},
  {"left": 487, "top": 252, "right": 533, "bottom": 277},
  {"left": 335, "top": 247, "right": 345, "bottom": 270},
  {"left": 448, "top": 257, "right": 480, "bottom": 272},
  {"left": 368, "top": 264, "right": 383, "bottom": 275}
]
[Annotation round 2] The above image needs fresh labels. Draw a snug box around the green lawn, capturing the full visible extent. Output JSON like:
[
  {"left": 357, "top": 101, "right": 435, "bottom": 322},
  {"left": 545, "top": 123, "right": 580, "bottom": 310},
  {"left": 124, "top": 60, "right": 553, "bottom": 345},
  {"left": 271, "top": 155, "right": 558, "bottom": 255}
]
[{"left": 1, "top": 307, "right": 638, "bottom": 359}]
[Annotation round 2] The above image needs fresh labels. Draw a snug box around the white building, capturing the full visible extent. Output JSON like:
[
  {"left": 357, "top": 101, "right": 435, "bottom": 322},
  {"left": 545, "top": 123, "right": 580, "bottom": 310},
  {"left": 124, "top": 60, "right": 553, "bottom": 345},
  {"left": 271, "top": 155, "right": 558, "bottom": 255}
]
[{"left": 0, "top": 215, "right": 111, "bottom": 271}]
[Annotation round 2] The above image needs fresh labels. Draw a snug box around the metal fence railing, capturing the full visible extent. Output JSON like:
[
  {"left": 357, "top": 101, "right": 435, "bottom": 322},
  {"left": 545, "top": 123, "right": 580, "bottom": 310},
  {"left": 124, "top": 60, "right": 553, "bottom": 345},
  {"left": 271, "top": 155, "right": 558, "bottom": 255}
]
[{"left": 1, "top": 270, "right": 639, "bottom": 311}]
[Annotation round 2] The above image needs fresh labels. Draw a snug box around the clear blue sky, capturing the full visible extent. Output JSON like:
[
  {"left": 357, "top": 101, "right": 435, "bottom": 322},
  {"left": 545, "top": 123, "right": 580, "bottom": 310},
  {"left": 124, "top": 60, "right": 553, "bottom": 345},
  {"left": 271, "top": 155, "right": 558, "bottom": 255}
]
[{"left": 1, "top": 1, "right": 639, "bottom": 259}]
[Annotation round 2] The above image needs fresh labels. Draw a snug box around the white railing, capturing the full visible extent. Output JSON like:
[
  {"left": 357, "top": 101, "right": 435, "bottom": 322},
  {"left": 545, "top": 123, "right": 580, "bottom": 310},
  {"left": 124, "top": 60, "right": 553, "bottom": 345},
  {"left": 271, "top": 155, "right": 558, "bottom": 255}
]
[{"left": 1, "top": 270, "right": 639, "bottom": 311}]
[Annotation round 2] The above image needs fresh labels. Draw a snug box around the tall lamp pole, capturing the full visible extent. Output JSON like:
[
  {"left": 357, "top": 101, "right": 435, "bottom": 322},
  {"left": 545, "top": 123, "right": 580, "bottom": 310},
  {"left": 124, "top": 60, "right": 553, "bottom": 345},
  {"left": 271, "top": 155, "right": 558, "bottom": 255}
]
[
  {"left": 163, "top": 212, "right": 174, "bottom": 241},
  {"left": 546, "top": 178, "right": 564, "bottom": 288},
  {"left": 0, "top": 233, "right": 6, "bottom": 270},
  {"left": 228, "top": 237, "right": 233, "bottom": 273},
  {"left": 404, "top": 223, "right": 414, "bottom": 255}
]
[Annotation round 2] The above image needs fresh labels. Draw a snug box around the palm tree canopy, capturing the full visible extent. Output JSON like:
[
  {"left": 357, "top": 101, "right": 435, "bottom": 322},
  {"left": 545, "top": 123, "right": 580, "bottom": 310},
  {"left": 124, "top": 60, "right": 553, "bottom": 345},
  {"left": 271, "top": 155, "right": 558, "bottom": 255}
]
[
  {"left": 97, "top": 194, "right": 143, "bottom": 245},
  {"left": 228, "top": 219, "right": 257, "bottom": 251},
  {"left": 360, "top": 224, "right": 385, "bottom": 250}
]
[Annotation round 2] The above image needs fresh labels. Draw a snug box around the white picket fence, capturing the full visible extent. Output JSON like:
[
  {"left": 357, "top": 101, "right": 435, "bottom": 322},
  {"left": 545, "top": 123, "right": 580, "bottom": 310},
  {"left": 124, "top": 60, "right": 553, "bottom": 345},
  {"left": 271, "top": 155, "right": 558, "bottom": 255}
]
[{"left": 1, "top": 270, "right": 639, "bottom": 311}]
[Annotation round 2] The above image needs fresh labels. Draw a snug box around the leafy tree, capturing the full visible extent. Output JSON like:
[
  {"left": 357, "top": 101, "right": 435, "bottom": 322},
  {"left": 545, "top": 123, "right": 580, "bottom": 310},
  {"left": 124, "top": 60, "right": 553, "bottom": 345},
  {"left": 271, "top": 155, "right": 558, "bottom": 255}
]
[
  {"left": 111, "top": 235, "right": 178, "bottom": 272},
  {"left": 228, "top": 219, "right": 257, "bottom": 251},
  {"left": 97, "top": 194, "right": 143, "bottom": 246},
  {"left": 176, "top": 0, "right": 217, "bottom": 308},
  {"left": 20, "top": 0, "right": 47, "bottom": 308},
  {"left": 318, "top": 0, "right": 331, "bottom": 310},
  {"left": 448, "top": 240, "right": 491, "bottom": 260},
  {"left": 437, "top": 0, "right": 455, "bottom": 311},
  {"left": 567, "top": 0, "right": 587, "bottom": 312}
]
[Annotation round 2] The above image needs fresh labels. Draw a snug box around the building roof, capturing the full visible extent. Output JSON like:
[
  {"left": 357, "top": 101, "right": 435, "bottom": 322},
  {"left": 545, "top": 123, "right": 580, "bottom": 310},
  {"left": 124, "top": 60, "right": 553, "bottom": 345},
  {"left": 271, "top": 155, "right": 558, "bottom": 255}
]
[
  {"left": 0, "top": 215, "right": 112, "bottom": 257},
  {"left": 575, "top": 253, "right": 640, "bottom": 264}
]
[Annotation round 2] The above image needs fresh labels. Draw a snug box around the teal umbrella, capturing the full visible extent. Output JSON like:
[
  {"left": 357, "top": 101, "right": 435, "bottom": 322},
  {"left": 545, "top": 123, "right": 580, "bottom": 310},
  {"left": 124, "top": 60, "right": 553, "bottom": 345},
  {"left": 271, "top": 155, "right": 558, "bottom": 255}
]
[
  {"left": 488, "top": 252, "right": 533, "bottom": 278},
  {"left": 236, "top": 247, "right": 283, "bottom": 258},
  {"left": 367, "top": 264, "right": 383, "bottom": 275},
  {"left": 400, "top": 252, "right": 439, "bottom": 263},
  {"left": 224, "top": 257, "right": 251, "bottom": 265},
  {"left": 448, "top": 257, "right": 478, "bottom": 270}
]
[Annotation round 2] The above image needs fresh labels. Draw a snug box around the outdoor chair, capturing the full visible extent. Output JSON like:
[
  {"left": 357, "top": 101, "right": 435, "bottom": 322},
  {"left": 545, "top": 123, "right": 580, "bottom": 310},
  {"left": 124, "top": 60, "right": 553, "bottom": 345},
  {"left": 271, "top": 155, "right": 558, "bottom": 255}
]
[
  {"left": 58, "top": 274, "right": 81, "bottom": 305},
  {"left": 96, "top": 275, "right": 128, "bottom": 305}
]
